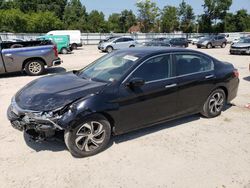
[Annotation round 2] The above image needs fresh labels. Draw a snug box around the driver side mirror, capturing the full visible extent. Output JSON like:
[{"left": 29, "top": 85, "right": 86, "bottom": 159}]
[{"left": 126, "top": 78, "right": 145, "bottom": 88}]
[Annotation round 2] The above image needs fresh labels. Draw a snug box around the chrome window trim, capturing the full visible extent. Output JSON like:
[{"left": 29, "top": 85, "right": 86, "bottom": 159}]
[
  {"left": 121, "top": 53, "right": 173, "bottom": 84},
  {"left": 122, "top": 52, "right": 215, "bottom": 85},
  {"left": 173, "top": 52, "right": 215, "bottom": 75}
]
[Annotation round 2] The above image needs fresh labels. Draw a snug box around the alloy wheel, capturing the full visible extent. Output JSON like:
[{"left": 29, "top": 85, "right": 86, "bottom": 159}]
[
  {"left": 75, "top": 121, "right": 106, "bottom": 152},
  {"left": 208, "top": 92, "right": 224, "bottom": 114},
  {"left": 28, "top": 62, "right": 42, "bottom": 74}
]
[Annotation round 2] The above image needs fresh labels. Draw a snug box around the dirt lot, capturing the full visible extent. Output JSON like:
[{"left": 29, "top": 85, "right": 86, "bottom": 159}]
[{"left": 0, "top": 45, "right": 250, "bottom": 188}]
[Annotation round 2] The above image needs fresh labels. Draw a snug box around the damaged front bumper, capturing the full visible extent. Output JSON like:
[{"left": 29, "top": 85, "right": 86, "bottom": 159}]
[{"left": 7, "top": 98, "right": 63, "bottom": 139}]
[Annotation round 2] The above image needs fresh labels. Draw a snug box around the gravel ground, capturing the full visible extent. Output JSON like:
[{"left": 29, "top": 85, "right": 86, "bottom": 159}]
[{"left": 0, "top": 45, "right": 250, "bottom": 188}]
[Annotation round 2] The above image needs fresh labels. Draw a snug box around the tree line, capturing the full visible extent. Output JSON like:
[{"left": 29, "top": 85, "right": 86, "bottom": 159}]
[{"left": 0, "top": 0, "right": 249, "bottom": 33}]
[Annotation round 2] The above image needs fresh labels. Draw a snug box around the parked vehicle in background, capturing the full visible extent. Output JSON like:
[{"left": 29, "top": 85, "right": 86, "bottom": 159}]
[
  {"left": 169, "top": 38, "right": 189, "bottom": 48},
  {"left": 189, "top": 36, "right": 205, "bottom": 45},
  {"left": 7, "top": 48, "right": 239, "bottom": 157},
  {"left": 98, "top": 36, "right": 137, "bottom": 53},
  {"left": 37, "top": 35, "right": 71, "bottom": 54},
  {"left": 231, "top": 37, "right": 246, "bottom": 45},
  {"left": 99, "top": 36, "right": 119, "bottom": 44},
  {"left": 151, "top": 37, "right": 168, "bottom": 42},
  {"left": 230, "top": 38, "right": 250, "bottom": 55},
  {"left": 140, "top": 41, "right": 171, "bottom": 47},
  {"left": 0, "top": 37, "right": 61, "bottom": 76},
  {"left": 3, "top": 38, "right": 25, "bottom": 43},
  {"left": 47, "top": 30, "right": 82, "bottom": 50},
  {"left": 197, "top": 35, "right": 227, "bottom": 49}
]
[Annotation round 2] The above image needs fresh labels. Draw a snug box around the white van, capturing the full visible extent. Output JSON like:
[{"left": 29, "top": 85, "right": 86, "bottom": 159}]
[{"left": 47, "top": 30, "right": 82, "bottom": 49}]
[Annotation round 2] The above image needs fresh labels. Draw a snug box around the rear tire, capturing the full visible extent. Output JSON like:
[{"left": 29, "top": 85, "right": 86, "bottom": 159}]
[
  {"left": 71, "top": 43, "right": 77, "bottom": 50},
  {"left": 129, "top": 45, "right": 135, "bottom": 48},
  {"left": 201, "top": 89, "right": 226, "bottom": 118},
  {"left": 61, "top": 48, "right": 68, "bottom": 54},
  {"left": 24, "top": 59, "right": 45, "bottom": 76},
  {"left": 64, "top": 114, "right": 111, "bottom": 158},
  {"left": 221, "top": 43, "right": 226, "bottom": 48}
]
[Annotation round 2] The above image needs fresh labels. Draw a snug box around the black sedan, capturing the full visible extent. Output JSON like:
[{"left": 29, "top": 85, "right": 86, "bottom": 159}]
[{"left": 7, "top": 48, "right": 239, "bottom": 157}]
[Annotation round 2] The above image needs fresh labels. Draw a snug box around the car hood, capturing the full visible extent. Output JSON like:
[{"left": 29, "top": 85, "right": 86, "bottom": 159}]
[
  {"left": 15, "top": 72, "right": 108, "bottom": 111},
  {"left": 231, "top": 43, "right": 250, "bottom": 48}
]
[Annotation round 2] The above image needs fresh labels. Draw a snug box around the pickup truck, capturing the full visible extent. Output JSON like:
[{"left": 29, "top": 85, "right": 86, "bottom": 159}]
[{"left": 0, "top": 38, "right": 62, "bottom": 76}]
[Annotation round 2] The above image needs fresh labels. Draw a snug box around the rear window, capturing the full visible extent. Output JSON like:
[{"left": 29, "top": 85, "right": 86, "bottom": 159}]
[{"left": 175, "top": 53, "right": 214, "bottom": 76}]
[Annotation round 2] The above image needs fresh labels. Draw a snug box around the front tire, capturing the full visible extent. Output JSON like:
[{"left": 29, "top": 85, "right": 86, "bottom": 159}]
[
  {"left": 64, "top": 114, "right": 111, "bottom": 158},
  {"left": 201, "top": 89, "right": 226, "bottom": 118},
  {"left": 106, "top": 46, "right": 113, "bottom": 53},
  {"left": 24, "top": 59, "right": 45, "bottom": 76},
  {"left": 206, "top": 43, "right": 212, "bottom": 49}
]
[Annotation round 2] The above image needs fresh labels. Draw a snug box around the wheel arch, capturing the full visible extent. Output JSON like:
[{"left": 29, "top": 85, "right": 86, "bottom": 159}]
[
  {"left": 105, "top": 45, "right": 113, "bottom": 51},
  {"left": 22, "top": 57, "right": 46, "bottom": 69},
  {"left": 216, "top": 86, "right": 228, "bottom": 101}
]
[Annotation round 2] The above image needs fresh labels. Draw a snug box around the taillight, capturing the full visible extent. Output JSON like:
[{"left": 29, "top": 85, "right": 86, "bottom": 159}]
[
  {"left": 233, "top": 69, "right": 239, "bottom": 78},
  {"left": 53, "top": 45, "right": 58, "bottom": 57}
]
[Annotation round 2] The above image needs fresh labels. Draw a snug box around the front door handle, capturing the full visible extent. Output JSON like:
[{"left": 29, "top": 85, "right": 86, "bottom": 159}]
[
  {"left": 165, "top": 83, "right": 177, "bottom": 88},
  {"left": 205, "top": 75, "right": 215, "bottom": 79}
]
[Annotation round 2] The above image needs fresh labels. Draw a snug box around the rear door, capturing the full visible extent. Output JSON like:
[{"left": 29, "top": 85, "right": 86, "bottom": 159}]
[{"left": 174, "top": 52, "right": 215, "bottom": 115}]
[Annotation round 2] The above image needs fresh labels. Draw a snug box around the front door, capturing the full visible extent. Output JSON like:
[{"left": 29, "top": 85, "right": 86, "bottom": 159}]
[{"left": 116, "top": 54, "right": 178, "bottom": 134}]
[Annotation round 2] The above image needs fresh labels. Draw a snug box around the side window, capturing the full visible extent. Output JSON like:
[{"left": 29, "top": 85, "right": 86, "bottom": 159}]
[
  {"left": 124, "top": 38, "right": 133, "bottom": 42},
  {"left": 130, "top": 55, "right": 171, "bottom": 82},
  {"left": 175, "top": 54, "right": 214, "bottom": 76},
  {"left": 116, "top": 38, "right": 124, "bottom": 43}
]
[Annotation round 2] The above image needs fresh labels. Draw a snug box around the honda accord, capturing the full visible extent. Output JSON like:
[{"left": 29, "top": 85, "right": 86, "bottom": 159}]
[{"left": 7, "top": 48, "right": 239, "bottom": 157}]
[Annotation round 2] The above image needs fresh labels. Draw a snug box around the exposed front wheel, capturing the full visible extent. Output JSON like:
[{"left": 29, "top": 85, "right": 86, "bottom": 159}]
[
  {"left": 206, "top": 43, "right": 212, "bottom": 49},
  {"left": 24, "top": 59, "right": 45, "bottom": 76},
  {"left": 106, "top": 46, "right": 113, "bottom": 53},
  {"left": 201, "top": 89, "right": 226, "bottom": 118},
  {"left": 64, "top": 114, "right": 111, "bottom": 158}
]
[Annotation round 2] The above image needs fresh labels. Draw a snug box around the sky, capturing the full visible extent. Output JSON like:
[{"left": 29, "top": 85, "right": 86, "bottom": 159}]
[{"left": 81, "top": 0, "right": 250, "bottom": 19}]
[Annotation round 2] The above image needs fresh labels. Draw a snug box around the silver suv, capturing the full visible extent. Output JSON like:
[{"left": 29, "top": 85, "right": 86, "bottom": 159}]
[
  {"left": 197, "top": 35, "right": 227, "bottom": 49},
  {"left": 98, "top": 37, "right": 137, "bottom": 53}
]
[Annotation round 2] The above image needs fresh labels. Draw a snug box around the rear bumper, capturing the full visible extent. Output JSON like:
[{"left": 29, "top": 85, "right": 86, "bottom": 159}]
[
  {"left": 52, "top": 58, "right": 62, "bottom": 66},
  {"left": 227, "top": 78, "right": 240, "bottom": 103}
]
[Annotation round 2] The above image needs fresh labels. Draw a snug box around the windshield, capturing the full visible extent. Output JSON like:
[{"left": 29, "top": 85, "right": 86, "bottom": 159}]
[
  {"left": 201, "top": 37, "right": 211, "bottom": 40},
  {"left": 78, "top": 52, "right": 140, "bottom": 82},
  {"left": 239, "top": 38, "right": 250, "bottom": 43}
]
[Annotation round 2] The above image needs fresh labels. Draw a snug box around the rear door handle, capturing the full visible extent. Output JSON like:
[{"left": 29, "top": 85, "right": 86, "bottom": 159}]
[
  {"left": 165, "top": 83, "right": 177, "bottom": 88},
  {"left": 205, "top": 75, "right": 215, "bottom": 79}
]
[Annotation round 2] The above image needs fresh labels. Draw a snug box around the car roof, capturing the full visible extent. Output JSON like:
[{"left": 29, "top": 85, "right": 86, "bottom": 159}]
[{"left": 115, "top": 47, "right": 207, "bottom": 58}]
